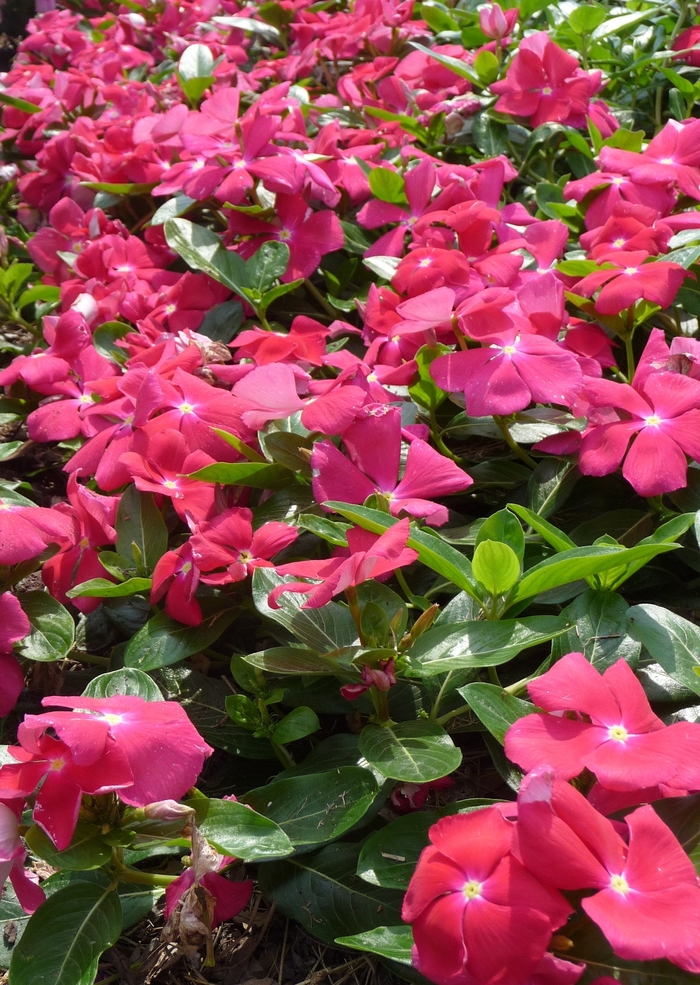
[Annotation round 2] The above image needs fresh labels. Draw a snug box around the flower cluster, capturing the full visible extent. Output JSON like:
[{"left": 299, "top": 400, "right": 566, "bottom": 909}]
[{"left": 404, "top": 654, "right": 700, "bottom": 985}]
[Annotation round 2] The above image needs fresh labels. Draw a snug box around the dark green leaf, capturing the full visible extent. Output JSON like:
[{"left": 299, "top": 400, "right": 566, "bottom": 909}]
[
  {"left": 358, "top": 721, "right": 461, "bottom": 782},
  {"left": 457, "top": 683, "right": 533, "bottom": 743},
  {"left": 257, "top": 842, "right": 403, "bottom": 944},
  {"left": 124, "top": 608, "right": 235, "bottom": 671},
  {"left": 242, "top": 646, "right": 353, "bottom": 675},
  {"left": 25, "top": 823, "right": 111, "bottom": 871},
  {"left": 187, "top": 461, "right": 290, "bottom": 488},
  {"left": 244, "top": 767, "right": 379, "bottom": 844},
  {"left": 9, "top": 881, "right": 122, "bottom": 985},
  {"left": 198, "top": 300, "right": 245, "bottom": 343},
  {"left": 627, "top": 604, "right": 700, "bottom": 697},
  {"left": 273, "top": 706, "right": 320, "bottom": 744},
  {"left": 164, "top": 218, "right": 249, "bottom": 295},
  {"left": 405, "top": 616, "right": 569, "bottom": 676},
  {"left": 552, "top": 590, "right": 640, "bottom": 669},
  {"left": 247, "top": 241, "right": 290, "bottom": 292},
  {"left": 252, "top": 568, "right": 359, "bottom": 651},
  {"left": 83, "top": 668, "right": 163, "bottom": 701},
  {"left": 190, "top": 797, "right": 293, "bottom": 861},
  {"left": 17, "top": 591, "right": 75, "bottom": 662},
  {"left": 472, "top": 113, "right": 509, "bottom": 155},
  {"left": 67, "top": 577, "right": 152, "bottom": 598},
  {"left": 115, "top": 486, "right": 168, "bottom": 574}
]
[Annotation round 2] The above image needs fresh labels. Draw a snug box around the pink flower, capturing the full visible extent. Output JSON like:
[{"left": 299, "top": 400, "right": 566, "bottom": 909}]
[
  {"left": 505, "top": 652, "right": 700, "bottom": 790},
  {"left": 190, "top": 508, "right": 299, "bottom": 585},
  {"left": 402, "top": 807, "right": 572, "bottom": 985},
  {"left": 269, "top": 519, "right": 418, "bottom": 609},
  {"left": 491, "top": 32, "right": 601, "bottom": 129},
  {"left": 22, "top": 694, "right": 214, "bottom": 808},
  {"left": 0, "top": 498, "right": 73, "bottom": 566},
  {"left": 514, "top": 768, "right": 700, "bottom": 973},
  {"left": 0, "top": 800, "right": 45, "bottom": 914},
  {"left": 151, "top": 543, "right": 202, "bottom": 626},
  {"left": 311, "top": 405, "right": 471, "bottom": 526},
  {"left": 432, "top": 330, "right": 582, "bottom": 417},
  {"left": 0, "top": 593, "right": 29, "bottom": 718},
  {"left": 573, "top": 251, "right": 688, "bottom": 315},
  {"left": 578, "top": 370, "right": 700, "bottom": 497}
]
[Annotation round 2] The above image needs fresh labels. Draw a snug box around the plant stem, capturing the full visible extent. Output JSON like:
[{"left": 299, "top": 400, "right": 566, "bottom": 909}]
[
  {"left": 118, "top": 867, "right": 178, "bottom": 887},
  {"left": 304, "top": 278, "right": 337, "bottom": 319},
  {"left": 487, "top": 666, "right": 502, "bottom": 687},
  {"left": 430, "top": 670, "right": 453, "bottom": 721},
  {"left": 493, "top": 416, "right": 537, "bottom": 469},
  {"left": 372, "top": 685, "right": 390, "bottom": 724},
  {"left": 270, "top": 739, "right": 296, "bottom": 769},
  {"left": 624, "top": 332, "right": 636, "bottom": 382},
  {"left": 395, "top": 569, "right": 418, "bottom": 608},
  {"left": 345, "top": 586, "right": 365, "bottom": 643}
]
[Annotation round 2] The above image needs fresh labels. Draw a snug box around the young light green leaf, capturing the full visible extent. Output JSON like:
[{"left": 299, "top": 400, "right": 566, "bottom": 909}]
[{"left": 472, "top": 541, "right": 520, "bottom": 596}]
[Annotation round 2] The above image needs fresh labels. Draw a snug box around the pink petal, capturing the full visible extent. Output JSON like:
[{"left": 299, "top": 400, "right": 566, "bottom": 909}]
[
  {"left": 505, "top": 714, "right": 603, "bottom": 780},
  {"left": 579, "top": 421, "right": 641, "bottom": 478},
  {"left": 395, "top": 440, "right": 472, "bottom": 501},
  {"left": 428, "top": 809, "right": 512, "bottom": 883},
  {"left": 463, "top": 897, "right": 553, "bottom": 985},
  {"left": 311, "top": 440, "right": 376, "bottom": 507},
  {"left": 402, "top": 845, "right": 473, "bottom": 922},
  {"left": 528, "top": 651, "right": 620, "bottom": 722},
  {"left": 622, "top": 426, "right": 688, "bottom": 496},
  {"left": 0, "top": 654, "right": 24, "bottom": 718},
  {"left": 602, "top": 659, "right": 664, "bottom": 733},
  {"left": 342, "top": 408, "right": 401, "bottom": 493},
  {"left": 33, "top": 772, "right": 82, "bottom": 851},
  {"left": 411, "top": 893, "right": 468, "bottom": 984},
  {"left": 300, "top": 387, "right": 366, "bottom": 435}
]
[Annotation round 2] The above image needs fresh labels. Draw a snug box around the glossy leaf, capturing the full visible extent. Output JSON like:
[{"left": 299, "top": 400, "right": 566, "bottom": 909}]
[
  {"left": 243, "top": 767, "right": 378, "bottom": 844},
  {"left": 16, "top": 591, "right": 75, "bottom": 662},
  {"left": 358, "top": 721, "right": 461, "bottom": 782},
  {"left": 458, "top": 683, "right": 534, "bottom": 744},
  {"left": 273, "top": 706, "right": 320, "bottom": 744},
  {"left": 67, "top": 577, "right": 151, "bottom": 598},
  {"left": 190, "top": 796, "right": 293, "bottom": 861},
  {"left": 627, "top": 604, "right": 700, "bottom": 697},
  {"left": 9, "top": 880, "right": 122, "bottom": 985},
  {"left": 472, "top": 541, "right": 520, "bottom": 596},
  {"left": 164, "top": 218, "right": 249, "bottom": 295},
  {"left": 115, "top": 486, "right": 168, "bottom": 574},
  {"left": 25, "top": 823, "right": 111, "bottom": 871},
  {"left": 124, "top": 608, "right": 235, "bottom": 671},
  {"left": 257, "top": 841, "right": 403, "bottom": 944},
  {"left": 83, "top": 668, "right": 163, "bottom": 701},
  {"left": 405, "top": 616, "right": 569, "bottom": 676},
  {"left": 246, "top": 240, "right": 290, "bottom": 291},
  {"left": 336, "top": 926, "right": 414, "bottom": 965},
  {"left": 551, "top": 589, "right": 640, "bottom": 669},
  {"left": 188, "top": 461, "right": 290, "bottom": 488}
]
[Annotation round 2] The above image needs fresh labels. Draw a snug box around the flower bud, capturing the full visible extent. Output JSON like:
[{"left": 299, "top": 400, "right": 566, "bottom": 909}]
[{"left": 478, "top": 2, "right": 517, "bottom": 40}]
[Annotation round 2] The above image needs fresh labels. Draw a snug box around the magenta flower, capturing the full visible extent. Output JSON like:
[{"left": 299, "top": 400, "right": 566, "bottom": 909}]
[
  {"left": 0, "top": 800, "right": 45, "bottom": 914},
  {"left": 190, "top": 508, "right": 299, "bottom": 586},
  {"left": 431, "top": 330, "right": 582, "bottom": 417},
  {"left": 0, "top": 733, "right": 133, "bottom": 850},
  {"left": 0, "top": 593, "right": 29, "bottom": 718},
  {"left": 269, "top": 519, "right": 418, "bottom": 609},
  {"left": 599, "top": 117, "right": 700, "bottom": 201},
  {"left": 578, "top": 371, "right": 700, "bottom": 497},
  {"left": 573, "top": 251, "right": 688, "bottom": 315},
  {"left": 491, "top": 32, "right": 600, "bottom": 129},
  {"left": 515, "top": 768, "right": 700, "bottom": 973},
  {"left": 402, "top": 807, "right": 572, "bottom": 985},
  {"left": 24, "top": 694, "right": 214, "bottom": 808},
  {"left": 311, "top": 405, "right": 472, "bottom": 526},
  {"left": 151, "top": 543, "right": 202, "bottom": 627},
  {"left": 0, "top": 497, "right": 73, "bottom": 567},
  {"left": 505, "top": 652, "right": 700, "bottom": 790}
]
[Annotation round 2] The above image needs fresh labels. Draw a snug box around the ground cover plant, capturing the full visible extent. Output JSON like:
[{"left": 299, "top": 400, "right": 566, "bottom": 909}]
[{"left": 6, "top": 0, "right": 700, "bottom": 981}]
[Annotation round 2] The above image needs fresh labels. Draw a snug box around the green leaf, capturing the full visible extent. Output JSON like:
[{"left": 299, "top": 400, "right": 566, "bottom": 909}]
[
  {"left": 81, "top": 181, "right": 157, "bottom": 195},
  {"left": 115, "top": 486, "right": 168, "bottom": 575},
  {"left": 252, "top": 568, "right": 359, "bottom": 651},
  {"left": 82, "top": 668, "right": 163, "bottom": 701},
  {"left": 212, "top": 14, "right": 281, "bottom": 42},
  {"left": 552, "top": 589, "right": 640, "bottom": 670},
  {"left": 92, "top": 321, "right": 131, "bottom": 364},
  {"left": 475, "top": 509, "right": 525, "bottom": 563},
  {"left": 124, "top": 608, "right": 235, "bottom": 671},
  {"left": 473, "top": 49, "right": 499, "bottom": 85},
  {"left": 242, "top": 646, "right": 353, "bottom": 675},
  {"left": 178, "top": 43, "right": 214, "bottom": 79},
  {"left": 246, "top": 240, "right": 290, "bottom": 292},
  {"left": 471, "top": 113, "right": 509, "bottom": 156},
  {"left": 510, "top": 544, "right": 679, "bottom": 604},
  {"left": 25, "top": 823, "right": 111, "bottom": 871},
  {"left": 627, "top": 604, "right": 700, "bottom": 698},
  {"left": 189, "top": 797, "right": 293, "bottom": 861},
  {"left": 151, "top": 194, "right": 197, "bottom": 226},
  {"left": 508, "top": 503, "right": 576, "bottom": 552},
  {"left": 198, "top": 299, "right": 245, "bottom": 343},
  {"left": 257, "top": 842, "right": 403, "bottom": 945},
  {"left": 458, "top": 683, "right": 533, "bottom": 744},
  {"left": 420, "top": 1, "right": 456, "bottom": 32},
  {"left": 336, "top": 926, "right": 414, "bottom": 965},
  {"left": 357, "top": 811, "right": 442, "bottom": 889},
  {"left": 408, "top": 344, "right": 450, "bottom": 410},
  {"left": 568, "top": 3, "right": 607, "bottom": 34},
  {"left": 662, "top": 245, "right": 700, "bottom": 269},
  {"left": 0, "top": 92, "right": 41, "bottom": 114},
  {"left": 407, "top": 42, "right": 479, "bottom": 84},
  {"left": 324, "top": 503, "right": 480, "bottom": 600},
  {"left": 9, "top": 881, "right": 122, "bottom": 985},
  {"left": 273, "top": 706, "right": 320, "bottom": 744},
  {"left": 17, "top": 591, "right": 75, "bottom": 662},
  {"left": 472, "top": 541, "right": 520, "bottom": 596},
  {"left": 591, "top": 7, "right": 662, "bottom": 38},
  {"left": 164, "top": 218, "right": 249, "bottom": 296},
  {"left": 258, "top": 278, "right": 304, "bottom": 317},
  {"left": 244, "top": 767, "right": 379, "bottom": 845},
  {"left": 405, "top": 616, "right": 569, "bottom": 676},
  {"left": 67, "top": 577, "right": 152, "bottom": 598},
  {"left": 368, "top": 167, "right": 407, "bottom": 205},
  {"left": 297, "top": 514, "right": 350, "bottom": 547},
  {"left": 556, "top": 259, "right": 601, "bottom": 277},
  {"left": 358, "top": 721, "right": 461, "bottom": 782},
  {"left": 187, "top": 461, "right": 290, "bottom": 488}
]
